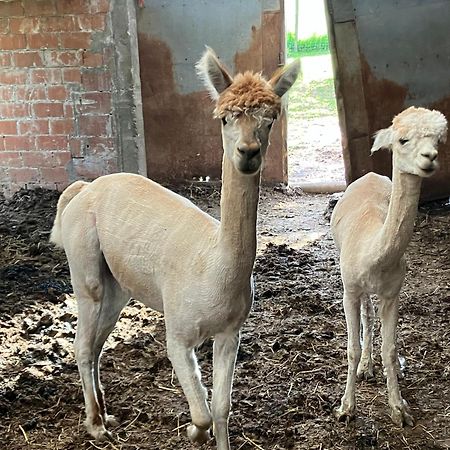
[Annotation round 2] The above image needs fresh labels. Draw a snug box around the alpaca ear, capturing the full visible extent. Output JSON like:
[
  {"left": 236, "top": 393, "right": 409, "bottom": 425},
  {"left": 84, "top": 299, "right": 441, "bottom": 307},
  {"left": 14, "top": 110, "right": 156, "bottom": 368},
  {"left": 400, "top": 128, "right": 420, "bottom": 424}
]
[
  {"left": 269, "top": 59, "right": 301, "bottom": 98},
  {"left": 196, "top": 46, "right": 233, "bottom": 100},
  {"left": 371, "top": 127, "right": 394, "bottom": 154},
  {"left": 439, "top": 128, "right": 447, "bottom": 144}
]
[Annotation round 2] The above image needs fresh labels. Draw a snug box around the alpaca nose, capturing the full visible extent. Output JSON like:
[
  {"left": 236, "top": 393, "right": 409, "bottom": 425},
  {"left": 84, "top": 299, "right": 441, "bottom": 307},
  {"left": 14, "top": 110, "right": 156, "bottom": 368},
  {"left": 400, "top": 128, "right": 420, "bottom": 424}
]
[
  {"left": 421, "top": 149, "right": 438, "bottom": 161},
  {"left": 237, "top": 145, "right": 261, "bottom": 160}
]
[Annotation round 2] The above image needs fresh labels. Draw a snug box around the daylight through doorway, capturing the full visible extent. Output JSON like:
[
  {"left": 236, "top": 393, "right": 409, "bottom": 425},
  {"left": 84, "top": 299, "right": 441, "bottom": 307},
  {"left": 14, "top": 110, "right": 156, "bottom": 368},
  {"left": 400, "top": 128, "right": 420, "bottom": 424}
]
[{"left": 285, "top": 1, "right": 345, "bottom": 190}]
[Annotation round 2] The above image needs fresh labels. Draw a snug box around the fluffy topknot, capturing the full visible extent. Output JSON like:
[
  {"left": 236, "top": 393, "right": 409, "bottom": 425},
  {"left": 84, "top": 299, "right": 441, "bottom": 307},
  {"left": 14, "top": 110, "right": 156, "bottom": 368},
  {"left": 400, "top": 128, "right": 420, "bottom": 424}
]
[
  {"left": 214, "top": 71, "right": 281, "bottom": 119},
  {"left": 393, "top": 106, "right": 447, "bottom": 142}
]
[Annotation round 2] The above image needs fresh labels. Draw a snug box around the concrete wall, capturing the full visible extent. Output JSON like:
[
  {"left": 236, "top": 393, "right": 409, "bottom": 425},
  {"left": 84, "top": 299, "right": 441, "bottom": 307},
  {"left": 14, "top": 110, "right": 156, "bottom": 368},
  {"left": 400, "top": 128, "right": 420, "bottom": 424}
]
[
  {"left": 0, "top": 0, "right": 145, "bottom": 196},
  {"left": 137, "top": 0, "right": 287, "bottom": 184},
  {"left": 327, "top": 0, "right": 450, "bottom": 200}
]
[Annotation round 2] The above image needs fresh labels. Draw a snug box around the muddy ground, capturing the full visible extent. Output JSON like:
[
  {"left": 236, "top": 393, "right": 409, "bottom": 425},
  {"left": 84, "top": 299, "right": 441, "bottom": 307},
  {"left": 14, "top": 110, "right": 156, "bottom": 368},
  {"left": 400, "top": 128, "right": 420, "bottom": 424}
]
[{"left": 0, "top": 185, "right": 449, "bottom": 450}]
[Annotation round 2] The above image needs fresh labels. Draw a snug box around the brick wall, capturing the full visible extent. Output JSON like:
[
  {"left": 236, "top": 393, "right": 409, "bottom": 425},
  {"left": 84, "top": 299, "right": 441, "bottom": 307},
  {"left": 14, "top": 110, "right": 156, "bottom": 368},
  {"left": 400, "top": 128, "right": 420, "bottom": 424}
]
[{"left": 0, "top": 0, "right": 119, "bottom": 195}]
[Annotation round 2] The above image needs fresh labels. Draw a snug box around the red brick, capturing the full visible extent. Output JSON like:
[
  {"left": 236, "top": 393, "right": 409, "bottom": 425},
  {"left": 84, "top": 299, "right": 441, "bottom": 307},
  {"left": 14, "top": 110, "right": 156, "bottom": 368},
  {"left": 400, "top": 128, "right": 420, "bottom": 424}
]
[
  {"left": 43, "top": 50, "right": 82, "bottom": 67},
  {"left": 59, "top": 32, "right": 92, "bottom": 49},
  {"left": 78, "top": 115, "right": 110, "bottom": 136},
  {"left": 27, "top": 33, "right": 58, "bottom": 49},
  {"left": 0, "top": 151, "right": 23, "bottom": 168},
  {"left": 77, "top": 14, "right": 106, "bottom": 31},
  {"left": 0, "top": 70, "right": 27, "bottom": 85},
  {"left": 9, "top": 167, "right": 39, "bottom": 183},
  {"left": 0, "top": 104, "right": 30, "bottom": 118},
  {"left": 41, "top": 180, "right": 70, "bottom": 190},
  {"left": 23, "top": 151, "right": 71, "bottom": 167},
  {"left": 40, "top": 17, "right": 79, "bottom": 33},
  {"left": 16, "top": 86, "right": 46, "bottom": 101},
  {"left": 23, "top": 0, "right": 57, "bottom": 16},
  {"left": 90, "top": 0, "right": 110, "bottom": 14},
  {"left": 33, "top": 103, "right": 64, "bottom": 118},
  {"left": 36, "top": 135, "right": 68, "bottom": 150},
  {"left": 85, "top": 136, "right": 114, "bottom": 154},
  {"left": 47, "top": 86, "right": 68, "bottom": 101},
  {"left": 19, "top": 119, "right": 49, "bottom": 135},
  {"left": 64, "top": 104, "right": 74, "bottom": 117},
  {"left": 4, "top": 136, "right": 35, "bottom": 151},
  {"left": 12, "top": 51, "right": 43, "bottom": 67},
  {"left": 82, "top": 51, "right": 103, "bottom": 67},
  {"left": 56, "top": 0, "right": 90, "bottom": 14},
  {"left": 0, "top": 53, "right": 12, "bottom": 66},
  {"left": 22, "top": 151, "right": 50, "bottom": 167},
  {"left": 9, "top": 18, "right": 40, "bottom": 34},
  {"left": 52, "top": 151, "right": 72, "bottom": 166},
  {"left": 69, "top": 137, "right": 82, "bottom": 157},
  {"left": 63, "top": 68, "right": 81, "bottom": 83},
  {"left": 0, "top": 35, "right": 26, "bottom": 50},
  {"left": 0, "top": 87, "right": 14, "bottom": 102},
  {"left": 0, "top": 1, "right": 24, "bottom": 16},
  {"left": 50, "top": 119, "right": 74, "bottom": 135},
  {"left": 40, "top": 166, "right": 69, "bottom": 183},
  {"left": 72, "top": 159, "right": 101, "bottom": 179},
  {"left": 81, "top": 69, "right": 111, "bottom": 91},
  {"left": 0, "top": 121, "right": 18, "bottom": 135},
  {"left": 78, "top": 92, "right": 111, "bottom": 114},
  {"left": 30, "top": 68, "right": 62, "bottom": 84},
  {"left": 0, "top": 19, "right": 9, "bottom": 35}
]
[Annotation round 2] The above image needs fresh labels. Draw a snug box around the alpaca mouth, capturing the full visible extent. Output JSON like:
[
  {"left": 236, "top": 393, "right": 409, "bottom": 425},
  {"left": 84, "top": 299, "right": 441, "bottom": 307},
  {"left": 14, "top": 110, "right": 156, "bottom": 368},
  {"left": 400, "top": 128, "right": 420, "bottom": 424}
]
[{"left": 421, "top": 167, "right": 435, "bottom": 176}]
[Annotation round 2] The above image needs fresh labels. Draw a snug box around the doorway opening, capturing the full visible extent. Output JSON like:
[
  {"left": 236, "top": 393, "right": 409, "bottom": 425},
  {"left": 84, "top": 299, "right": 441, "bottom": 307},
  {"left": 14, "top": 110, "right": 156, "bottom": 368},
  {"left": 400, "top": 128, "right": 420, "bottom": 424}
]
[{"left": 285, "top": 0, "right": 345, "bottom": 191}]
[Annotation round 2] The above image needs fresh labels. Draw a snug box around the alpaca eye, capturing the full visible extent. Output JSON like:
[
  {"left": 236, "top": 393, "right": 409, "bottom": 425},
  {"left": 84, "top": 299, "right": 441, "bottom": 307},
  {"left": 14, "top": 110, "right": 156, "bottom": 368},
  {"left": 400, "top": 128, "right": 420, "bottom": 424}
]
[
  {"left": 221, "top": 117, "right": 227, "bottom": 126},
  {"left": 399, "top": 138, "right": 409, "bottom": 145}
]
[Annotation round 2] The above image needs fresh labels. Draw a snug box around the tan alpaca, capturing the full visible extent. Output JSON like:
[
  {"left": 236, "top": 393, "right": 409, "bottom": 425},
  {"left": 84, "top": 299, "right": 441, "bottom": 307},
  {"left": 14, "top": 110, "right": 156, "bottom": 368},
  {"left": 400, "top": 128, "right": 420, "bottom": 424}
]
[
  {"left": 50, "top": 48, "right": 300, "bottom": 449},
  {"left": 331, "top": 107, "right": 447, "bottom": 426}
]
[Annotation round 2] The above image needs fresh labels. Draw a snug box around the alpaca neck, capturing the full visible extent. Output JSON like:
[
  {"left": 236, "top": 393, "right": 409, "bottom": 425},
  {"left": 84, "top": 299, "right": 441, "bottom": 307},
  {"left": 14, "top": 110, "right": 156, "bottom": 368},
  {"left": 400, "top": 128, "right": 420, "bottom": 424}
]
[
  {"left": 218, "top": 154, "right": 260, "bottom": 276},
  {"left": 376, "top": 167, "right": 422, "bottom": 266}
]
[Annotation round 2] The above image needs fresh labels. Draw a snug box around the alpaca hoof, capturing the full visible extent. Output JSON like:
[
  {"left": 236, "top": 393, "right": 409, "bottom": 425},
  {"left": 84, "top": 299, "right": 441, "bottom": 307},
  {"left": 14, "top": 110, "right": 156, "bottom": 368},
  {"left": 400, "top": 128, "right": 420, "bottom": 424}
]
[
  {"left": 357, "top": 364, "right": 374, "bottom": 381},
  {"left": 104, "top": 414, "right": 119, "bottom": 427},
  {"left": 391, "top": 400, "right": 414, "bottom": 427},
  {"left": 333, "top": 404, "right": 355, "bottom": 424},
  {"left": 87, "top": 426, "right": 113, "bottom": 442},
  {"left": 187, "top": 424, "right": 211, "bottom": 445},
  {"left": 85, "top": 417, "right": 114, "bottom": 442},
  {"left": 357, "top": 355, "right": 374, "bottom": 381}
]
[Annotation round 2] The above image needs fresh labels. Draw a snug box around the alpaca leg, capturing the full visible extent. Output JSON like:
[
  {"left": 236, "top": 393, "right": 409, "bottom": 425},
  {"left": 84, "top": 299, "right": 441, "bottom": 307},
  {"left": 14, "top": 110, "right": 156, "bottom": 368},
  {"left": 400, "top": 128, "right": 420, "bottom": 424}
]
[
  {"left": 379, "top": 296, "right": 414, "bottom": 427},
  {"left": 74, "top": 289, "right": 112, "bottom": 441},
  {"left": 166, "top": 337, "right": 212, "bottom": 444},
  {"left": 335, "top": 290, "right": 361, "bottom": 421},
  {"left": 211, "top": 331, "right": 240, "bottom": 450},
  {"left": 92, "top": 275, "right": 129, "bottom": 429},
  {"left": 357, "top": 295, "right": 375, "bottom": 380}
]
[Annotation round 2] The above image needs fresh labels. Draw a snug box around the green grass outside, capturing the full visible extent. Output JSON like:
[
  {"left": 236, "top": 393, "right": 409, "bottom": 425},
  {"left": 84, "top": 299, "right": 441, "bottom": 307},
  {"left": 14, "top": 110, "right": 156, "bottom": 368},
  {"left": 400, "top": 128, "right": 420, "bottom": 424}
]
[
  {"left": 287, "top": 32, "right": 329, "bottom": 58},
  {"left": 288, "top": 77, "right": 337, "bottom": 120}
]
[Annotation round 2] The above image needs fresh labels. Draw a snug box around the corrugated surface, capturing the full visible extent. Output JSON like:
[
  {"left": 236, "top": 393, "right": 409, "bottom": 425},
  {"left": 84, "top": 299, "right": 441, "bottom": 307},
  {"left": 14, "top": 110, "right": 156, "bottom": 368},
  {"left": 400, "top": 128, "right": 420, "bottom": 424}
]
[
  {"left": 327, "top": 0, "right": 450, "bottom": 200},
  {"left": 137, "top": 0, "right": 286, "bottom": 183}
]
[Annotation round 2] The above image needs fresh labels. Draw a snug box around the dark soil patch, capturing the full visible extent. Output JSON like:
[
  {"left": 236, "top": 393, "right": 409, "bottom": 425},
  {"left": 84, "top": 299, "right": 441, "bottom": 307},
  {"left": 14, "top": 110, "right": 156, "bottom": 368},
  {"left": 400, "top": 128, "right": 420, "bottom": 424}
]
[{"left": 0, "top": 186, "right": 449, "bottom": 449}]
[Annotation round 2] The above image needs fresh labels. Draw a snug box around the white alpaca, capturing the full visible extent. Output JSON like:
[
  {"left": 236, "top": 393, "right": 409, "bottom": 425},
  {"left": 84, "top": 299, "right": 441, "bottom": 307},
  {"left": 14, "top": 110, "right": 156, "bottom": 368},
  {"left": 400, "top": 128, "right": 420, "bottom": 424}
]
[
  {"left": 50, "top": 48, "right": 300, "bottom": 449},
  {"left": 331, "top": 106, "right": 447, "bottom": 426}
]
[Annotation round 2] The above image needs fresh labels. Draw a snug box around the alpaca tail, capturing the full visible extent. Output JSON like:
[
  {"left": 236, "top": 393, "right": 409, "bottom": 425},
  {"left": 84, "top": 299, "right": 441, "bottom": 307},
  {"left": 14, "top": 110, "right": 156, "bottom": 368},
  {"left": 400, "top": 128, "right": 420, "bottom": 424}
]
[{"left": 50, "top": 180, "right": 89, "bottom": 248}]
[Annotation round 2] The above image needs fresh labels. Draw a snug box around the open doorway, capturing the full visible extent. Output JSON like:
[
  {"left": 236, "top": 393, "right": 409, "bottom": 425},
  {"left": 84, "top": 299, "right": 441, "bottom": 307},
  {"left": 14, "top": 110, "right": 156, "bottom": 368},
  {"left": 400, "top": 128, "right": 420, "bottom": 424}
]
[{"left": 285, "top": 0, "right": 345, "bottom": 191}]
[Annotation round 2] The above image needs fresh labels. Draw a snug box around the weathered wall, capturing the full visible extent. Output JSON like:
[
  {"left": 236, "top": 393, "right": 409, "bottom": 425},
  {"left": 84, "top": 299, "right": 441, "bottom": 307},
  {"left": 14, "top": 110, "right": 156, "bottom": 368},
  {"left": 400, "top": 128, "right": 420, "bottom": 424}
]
[
  {"left": 0, "top": 0, "right": 145, "bottom": 196},
  {"left": 327, "top": 0, "right": 450, "bottom": 200},
  {"left": 137, "top": 0, "right": 287, "bottom": 184}
]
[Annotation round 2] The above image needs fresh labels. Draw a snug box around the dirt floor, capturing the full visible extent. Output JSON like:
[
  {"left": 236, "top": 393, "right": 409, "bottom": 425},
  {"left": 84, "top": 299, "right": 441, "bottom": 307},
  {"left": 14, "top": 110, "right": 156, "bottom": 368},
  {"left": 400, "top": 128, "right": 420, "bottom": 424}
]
[
  {"left": 1, "top": 185, "right": 449, "bottom": 450},
  {"left": 288, "top": 116, "right": 344, "bottom": 186}
]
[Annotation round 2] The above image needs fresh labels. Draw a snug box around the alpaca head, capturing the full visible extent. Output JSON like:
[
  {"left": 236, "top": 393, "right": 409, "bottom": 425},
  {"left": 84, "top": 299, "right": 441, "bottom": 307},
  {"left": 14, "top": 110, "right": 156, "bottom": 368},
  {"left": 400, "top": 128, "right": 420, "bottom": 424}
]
[
  {"left": 371, "top": 106, "right": 448, "bottom": 178},
  {"left": 197, "top": 47, "right": 300, "bottom": 175}
]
